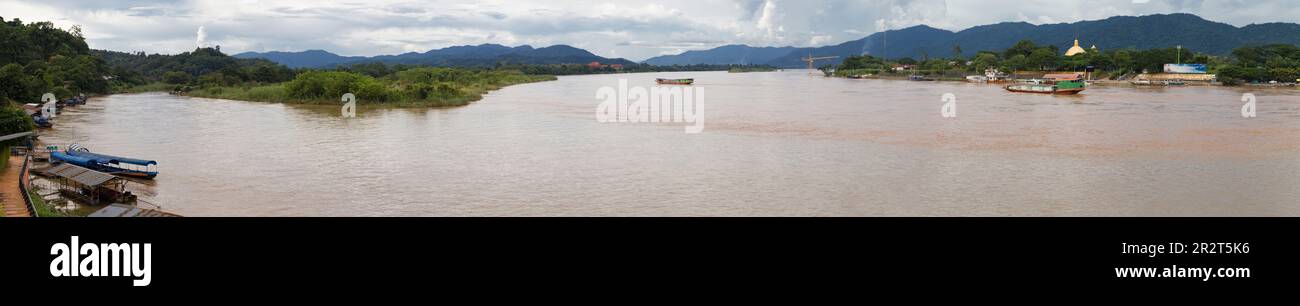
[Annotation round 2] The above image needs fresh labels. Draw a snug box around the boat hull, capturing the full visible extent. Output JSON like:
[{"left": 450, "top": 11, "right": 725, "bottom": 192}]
[
  {"left": 113, "top": 171, "right": 158, "bottom": 180},
  {"left": 51, "top": 149, "right": 159, "bottom": 180},
  {"left": 1004, "top": 85, "right": 1085, "bottom": 95},
  {"left": 656, "top": 78, "right": 694, "bottom": 85}
]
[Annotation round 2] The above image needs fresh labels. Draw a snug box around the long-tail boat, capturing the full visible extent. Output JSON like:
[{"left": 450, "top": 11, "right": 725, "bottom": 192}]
[
  {"left": 656, "top": 78, "right": 694, "bottom": 85},
  {"left": 1005, "top": 78, "right": 1087, "bottom": 95},
  {"left": 50, "top": 144, "right": 158, "bottom": 179}
]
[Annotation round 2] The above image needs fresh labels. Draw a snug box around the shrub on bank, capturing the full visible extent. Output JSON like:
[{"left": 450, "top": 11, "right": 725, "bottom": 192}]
[{"left": 0, "top": 106, "right": 34, "bottom": 142}]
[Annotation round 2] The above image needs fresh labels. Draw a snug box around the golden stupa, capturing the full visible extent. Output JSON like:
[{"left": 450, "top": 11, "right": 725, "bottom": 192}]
[{"left": 1065, "top": 39, "right": 1088, "bottom": 56}]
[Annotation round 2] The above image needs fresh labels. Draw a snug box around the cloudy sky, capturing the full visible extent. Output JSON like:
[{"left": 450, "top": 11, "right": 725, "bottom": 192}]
[{"left": 3, "top": 0, "right": 1299, "bottom": 61}]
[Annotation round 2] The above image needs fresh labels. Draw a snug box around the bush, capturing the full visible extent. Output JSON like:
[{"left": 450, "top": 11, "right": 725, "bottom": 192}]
[
  {"left": 285, "top": 71, "right": 391, "bottom": 102},
  {"left": 0, "top": 105, "right": 35, "bottom": 148},
  {"left": 243, "top": 85, "right": 288, "bottom": 102}
]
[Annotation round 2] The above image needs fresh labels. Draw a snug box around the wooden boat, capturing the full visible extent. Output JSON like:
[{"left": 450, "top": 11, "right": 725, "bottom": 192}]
[
  {"left": 50, "top": 144, "right": 158, "bottom": 179},
  {"left": 64, "top": 96, "right": 87, "bottom": 106},
  {"left": 22, "top": 103, "right": 53, "bottom": 128},
  {"left": 33, "top": 116, "right": 52, "bottom": 128},
  {"left": 656, "top": 78, "right": 694, "bottom": 85},
  {"left": 1163, "top": 80, "right": 1187, "bottom": 86},
  {"left": 909, "top": 75, "right": 935, "bottom": 81},
  {"left": 1004, "top": 78, "right": 1087, "bottom": 95}
]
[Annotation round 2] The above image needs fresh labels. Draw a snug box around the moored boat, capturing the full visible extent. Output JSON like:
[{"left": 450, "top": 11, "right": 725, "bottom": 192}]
[
  {"left": 1004, "top": 78, "right": 1087, "bottom": 95},
  {"left": 23, "top": 103, "right": 53, "bottom": 128},
  {"left": 656, "top": 78, "right": 694, "bottom": 85},
  {"left": 50, "top": 144, "right": 158, "bottom": 179}
]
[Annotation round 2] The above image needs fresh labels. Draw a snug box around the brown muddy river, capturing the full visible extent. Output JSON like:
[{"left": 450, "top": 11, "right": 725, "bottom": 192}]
[{"left": 41, "top": 70, "right": 1300, "bottom": 216}]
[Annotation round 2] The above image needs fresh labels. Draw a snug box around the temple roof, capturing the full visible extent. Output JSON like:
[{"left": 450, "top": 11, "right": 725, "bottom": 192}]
[{"left": 1065, "top": 39, "right": 1087, "bottom": 56}]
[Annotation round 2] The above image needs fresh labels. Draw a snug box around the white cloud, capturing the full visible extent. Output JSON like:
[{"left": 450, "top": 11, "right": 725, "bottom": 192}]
[
  {"left": 1, "top": 0, "right": 1298, "bottom": 61},
  {"left": 755, "top": 0, "right": 779, "bottom": 40},
  {"left": 808, "top": 34, "right": 833, "bottom": 46}
]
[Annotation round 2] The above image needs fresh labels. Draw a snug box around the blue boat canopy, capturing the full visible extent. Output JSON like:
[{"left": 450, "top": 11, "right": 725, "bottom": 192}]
[
  {"left": 51, "top": 151, "right": 107, "bottom": 166},
  {"left": 67, "top": 150, "right": 157, "bottom": 166}
]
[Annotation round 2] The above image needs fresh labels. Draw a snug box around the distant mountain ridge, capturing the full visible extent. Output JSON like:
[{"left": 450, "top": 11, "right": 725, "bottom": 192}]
[
  {"left": 238, "top": 14, "right": 1300, "bottom": 69},
  {"left": 235, "top": 44, "right": 637, "bottom": 68},
  {"left": 233, "top": 50, "right": 363, "bottom": 68},
  {"left": 649, "top": 13, "right": 1300, "bottom": 68},
  {"left": 643, "top": 45, "right": 799, "bottom": 65}
]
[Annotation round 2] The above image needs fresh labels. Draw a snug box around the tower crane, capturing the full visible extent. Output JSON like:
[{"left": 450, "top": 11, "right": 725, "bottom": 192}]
[{"left": 802, "top": 52, "right": 840, "bottom": 76}]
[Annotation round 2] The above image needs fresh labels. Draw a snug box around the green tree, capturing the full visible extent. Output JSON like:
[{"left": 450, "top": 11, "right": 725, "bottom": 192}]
[
  {"left": 973, "top": 52, "right": 999, "bottom": 72},
  {"left": 0, "top": 63, "right": 33, "bottom": 103},
  {"left": 163, "top": 71, "right": 191, "bottom": 84},
  {"left": 1027, "top": 48, "right": 1059, "bottom": 71},
  {"left": 0, "top": 17, "right": 110, "bottom": 102},
  {"left": 285, "top": 71, "right": 391, "bottom": 102},
  {"left": 1004, "top": 40, "right": 1039, "bottom": 59}
]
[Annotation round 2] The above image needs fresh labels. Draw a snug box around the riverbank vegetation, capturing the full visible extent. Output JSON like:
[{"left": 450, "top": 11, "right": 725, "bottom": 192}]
[
  {"left": 28, "top": 186, "right": 86, "bottom": 217},
  {"left": 831, "top": 40, "right": 1300, "bottom": 84},
  {"left": 114, "top": 48, "right": 777, "bottom": 106},
  {"left": 728, "top": 65, "right": 779, "bottom": 73},
  {"left": 1216, "top": 44, "right": 1300, "bottom": 85},
  {"left": 495, "top": 63, "right": 778, "bottom": 75},
  {"left": 28, "top": 187, "right": 60, "bottom": 217},
  {"left": 96, "top": 47, "right": 557, "bottom": 106},
  {"left": 182, "top": 67, "right": 555, "bottom": 107}
]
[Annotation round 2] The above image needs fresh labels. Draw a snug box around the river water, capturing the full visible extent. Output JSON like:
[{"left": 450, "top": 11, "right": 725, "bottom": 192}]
[{"left": 41, "top": 70, "right": 1300, "bottom": 216}]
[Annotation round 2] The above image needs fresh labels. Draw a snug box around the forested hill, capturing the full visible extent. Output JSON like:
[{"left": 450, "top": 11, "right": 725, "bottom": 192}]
[
  {"left": 94, "top": 47, "right": 295, "bottom": 87},
  {"left": 0, "top": 16, "right": 111, "bottom": 103},
  {"left": 235, "top": 44, "right": 639, "bottom": 69}
]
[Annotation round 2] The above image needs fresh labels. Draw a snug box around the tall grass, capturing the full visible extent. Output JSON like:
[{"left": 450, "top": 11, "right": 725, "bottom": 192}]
[{"left": 190, "top": 84, "right": 291, "bottom": 103}]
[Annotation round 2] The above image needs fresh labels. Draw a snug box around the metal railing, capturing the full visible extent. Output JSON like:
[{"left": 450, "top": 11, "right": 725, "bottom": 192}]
[{"left": 19, "top": 154, "right": 36, "bottom": 217}]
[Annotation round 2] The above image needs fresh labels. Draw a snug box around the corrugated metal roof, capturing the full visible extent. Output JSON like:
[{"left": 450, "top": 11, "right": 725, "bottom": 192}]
[
  {"left": 44, "top": 163, "right": 118, "bottom": 186},
  {"left": 88, "top": 204, "right": 182, "bottom": 217}
]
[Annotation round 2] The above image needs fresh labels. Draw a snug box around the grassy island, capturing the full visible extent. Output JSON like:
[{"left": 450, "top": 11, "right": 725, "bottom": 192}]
[
  {"left": 177, "top": 68, "right": 556, "bottom": 107},
  {"left": 727, "top": 65, "right": 779, "bottom": 73}
]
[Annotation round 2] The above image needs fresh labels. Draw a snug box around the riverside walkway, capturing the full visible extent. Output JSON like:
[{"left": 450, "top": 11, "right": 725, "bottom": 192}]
[{"left": 1, "top": 155, "right": 31, "bottom": 217}]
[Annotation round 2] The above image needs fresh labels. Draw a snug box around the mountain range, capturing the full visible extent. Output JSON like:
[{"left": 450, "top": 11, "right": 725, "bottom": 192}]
[
  {"left": 650, "top": 13, "right": 1300, "bottom": 68},
  {"left": 234, "top": 44, "right": 637, "bottom": 68},
  {"left": 643, "top": 45, "right": 800, "bottom": 66},
  {"left": 238, "top": 14, "right": 1300, "bottom": 69}
]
